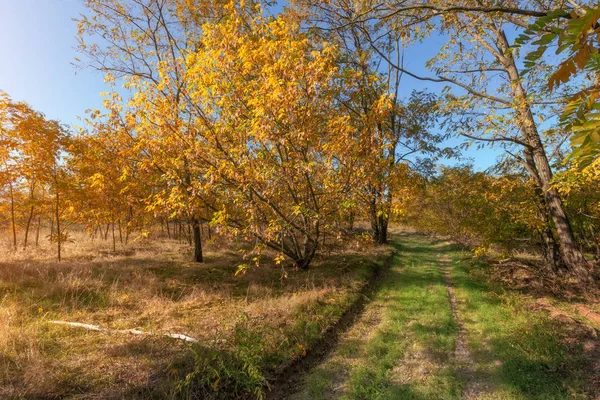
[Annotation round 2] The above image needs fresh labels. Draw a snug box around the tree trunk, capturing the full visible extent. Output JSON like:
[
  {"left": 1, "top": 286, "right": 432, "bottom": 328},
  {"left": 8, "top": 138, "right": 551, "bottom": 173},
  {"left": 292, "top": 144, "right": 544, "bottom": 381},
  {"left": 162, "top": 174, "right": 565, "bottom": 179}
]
[
  {"left": 522, "top": 148, "right": 562, "bottom": 272},
  {"left": 495, "top": 29, "right": 590, "bottom": 278},
  {"left": 23, "top": 205, "right": 35, "bottom": 250},
  {"left": 186, "top": 222, "right": 192, "bottom": 246},
  {"left": 369, "top": 190, "right": 388, "bottom": 244},
  {"left": 9, "top": 181, "right": 17, "bottom": 250},
  {"left": 125, "top": 205, "right": 133, "bottom": 245},
  {"left": 348, "top": 211, "right": 355, "bottom": 230},
  {"left": 111, "top": 220, "right": 116, "bottom": 253},
  {"left": 35, "top": 216, "right": 41, "bottom": 247},
  {"left": 369, "top": 190, "right": 381, "bottom": 242},
  {"left": 55, "top": 189, "right": 61, "bottom": 262},
  {"left": 378, "top": 213, "right": 388, "bottom": 244},
  {"left": 23, "top": 181, "right": 36, "bottom": 250},
  {"left": 190, "top": 217, "right": 203, "bottom": 262},
  {"left": 296, "top": 236, "right": 318, "bottom": 270}
]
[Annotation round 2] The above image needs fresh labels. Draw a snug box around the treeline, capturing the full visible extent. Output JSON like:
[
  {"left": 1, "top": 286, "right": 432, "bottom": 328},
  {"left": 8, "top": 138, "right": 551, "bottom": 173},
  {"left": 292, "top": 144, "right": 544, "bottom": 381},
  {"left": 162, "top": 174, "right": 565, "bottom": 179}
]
[
  {"left": 1, "top": 0, "right": 600, "bottom": 282},
  {"left": 0, "top": 2, "right": 440, "bottom": 268},
  {"left": 407, "top": 164, "right": 600, "bottom": 274}
]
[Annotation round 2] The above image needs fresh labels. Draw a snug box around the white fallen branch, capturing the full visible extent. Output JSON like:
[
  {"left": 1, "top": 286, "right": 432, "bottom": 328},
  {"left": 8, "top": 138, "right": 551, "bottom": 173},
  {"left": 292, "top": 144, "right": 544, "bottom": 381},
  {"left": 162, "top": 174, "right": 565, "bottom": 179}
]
[{"left": 49, "top": 320, "right": 199, "bottom": 343}]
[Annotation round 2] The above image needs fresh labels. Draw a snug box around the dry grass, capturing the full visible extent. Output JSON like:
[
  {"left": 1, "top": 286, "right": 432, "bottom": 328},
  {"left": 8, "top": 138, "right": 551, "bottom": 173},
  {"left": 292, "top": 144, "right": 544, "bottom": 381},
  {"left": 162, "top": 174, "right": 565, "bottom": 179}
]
[{"left": 0, "top": 230, "right": 391, "bottom": 399}]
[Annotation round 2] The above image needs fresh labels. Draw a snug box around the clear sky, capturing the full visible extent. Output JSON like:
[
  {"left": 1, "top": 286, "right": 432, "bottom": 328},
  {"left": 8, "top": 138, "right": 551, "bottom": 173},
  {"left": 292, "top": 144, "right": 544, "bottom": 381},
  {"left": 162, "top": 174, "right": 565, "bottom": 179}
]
[
  {"left": 0, "top": 0, "right": 107, "bottom": 126},
  {"left": 0, "top": 0, "right": 502, "bottom": 169}
]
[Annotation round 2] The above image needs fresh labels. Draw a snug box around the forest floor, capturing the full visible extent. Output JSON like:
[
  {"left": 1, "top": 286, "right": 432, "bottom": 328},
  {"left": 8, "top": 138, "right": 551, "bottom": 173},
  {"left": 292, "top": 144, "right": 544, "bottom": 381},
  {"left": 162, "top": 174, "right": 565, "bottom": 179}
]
[
  {"left": 289, "top": 233, "right": 600, "bottom": 400},
  {"left": 0, "top": 233, "right": 392, "bottom": 399},
  {"left": 2, "top": 231, "right": 600, "bottom": 399}
]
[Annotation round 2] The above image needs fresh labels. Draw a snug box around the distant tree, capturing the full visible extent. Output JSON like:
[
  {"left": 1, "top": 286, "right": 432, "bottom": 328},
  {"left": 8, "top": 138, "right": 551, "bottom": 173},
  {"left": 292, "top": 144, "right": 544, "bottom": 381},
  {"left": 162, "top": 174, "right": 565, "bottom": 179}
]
[{"left": 0, "top": 91, "right": 69, "bottom": 259}]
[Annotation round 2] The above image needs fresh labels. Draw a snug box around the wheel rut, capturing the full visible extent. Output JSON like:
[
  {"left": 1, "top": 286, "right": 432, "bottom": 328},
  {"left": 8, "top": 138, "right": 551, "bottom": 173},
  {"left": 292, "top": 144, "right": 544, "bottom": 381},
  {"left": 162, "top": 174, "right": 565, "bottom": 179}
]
[
  {"left": 265, "top": 249, "right": 397, "bottom": 400},
  {"left": 440, "top": 255, "right": 489, "bottom": 400}
]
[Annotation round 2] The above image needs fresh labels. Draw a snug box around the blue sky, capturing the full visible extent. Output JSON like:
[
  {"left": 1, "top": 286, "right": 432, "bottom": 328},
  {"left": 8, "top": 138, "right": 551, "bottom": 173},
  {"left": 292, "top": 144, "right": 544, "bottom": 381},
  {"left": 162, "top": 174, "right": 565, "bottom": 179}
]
[
  {"left": 0, "top": 0, "right": 107, "bottom": 126},
  {"left": 0, "top": 0, "right": 502, "bottom": 170}
]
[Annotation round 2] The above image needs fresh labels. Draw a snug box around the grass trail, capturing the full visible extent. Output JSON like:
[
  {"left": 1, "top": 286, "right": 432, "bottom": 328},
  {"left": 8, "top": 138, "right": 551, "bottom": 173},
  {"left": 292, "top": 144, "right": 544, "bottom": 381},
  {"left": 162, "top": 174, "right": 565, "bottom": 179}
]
[{"left": 293, "top": 233, "right": 594, "bottom": 400}]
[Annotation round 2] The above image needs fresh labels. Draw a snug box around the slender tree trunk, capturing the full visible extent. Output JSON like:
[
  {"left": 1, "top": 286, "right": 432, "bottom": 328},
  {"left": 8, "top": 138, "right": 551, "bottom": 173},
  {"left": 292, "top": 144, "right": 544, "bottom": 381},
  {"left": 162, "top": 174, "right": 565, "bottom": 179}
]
[
  {"left": 111, "top": 220, "right": 116, "bottom": 253},
  {"left": 348, "top": 211, "right": 355, "bottom": 230},
  {"left": 190, "top": 217, "right": 203, "bottom": 262},
  {"left": 369, "top": 189, "right": 381, "bottom": 242},
  {"left": 125, "top": 205, "right": 132, "bottom": 245},
  {"left": 118, "top": 218, "right": 123, "bottom": 244},
  {"left": 495, "top": 29, "right": 589, "bottom": 278},
  {"left": 8, "top": 181, "right": 17, "bottom": 250},
  {"left": 368, "top": 189, "right": 389, "bottom": 244},
  {"left": 23, "top": 205, "right": 35, "bottom": 250},
  {"left": 35, "top": 216, "right": 41, "bottom": 247},
  {"left": 23, "top": 181, "right": 36, "bottom": 250},
  {"left": 55, "top": 189, "right": 61, "bottom": 262},
  {"left": 166, "top": 218, "right": 171, "bottom": 239},
  {"left": 378, "top": 213, "right": 388, "bottom": 244}
]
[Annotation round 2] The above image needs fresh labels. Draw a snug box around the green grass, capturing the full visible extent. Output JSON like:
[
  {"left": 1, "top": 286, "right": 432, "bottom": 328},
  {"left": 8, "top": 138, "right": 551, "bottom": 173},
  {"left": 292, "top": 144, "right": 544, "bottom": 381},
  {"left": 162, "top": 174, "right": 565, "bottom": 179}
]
[
  {"left": 3, "top": 232, "right": 595, "bottom": 399},
  {"left": 295, "top": 233, "right": 594, "bottom": 400},
  {"left": 450, "top": 253, "right": 591, "bottom": 399},
  {"left": 299, "top": 234, "right": 460, "bottom": 400}
]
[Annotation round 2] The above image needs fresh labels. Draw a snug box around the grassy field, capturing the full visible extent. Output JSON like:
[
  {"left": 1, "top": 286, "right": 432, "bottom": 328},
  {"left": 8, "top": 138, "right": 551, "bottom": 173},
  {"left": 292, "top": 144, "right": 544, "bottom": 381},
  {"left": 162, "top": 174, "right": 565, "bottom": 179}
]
[
  {"left": 3, "top": 231, "right": 599, "bottom": 399},
  {"left": 0, "top": 232, "right": 392, "bottom": 399},
  {"left": 294, "top": 233, "right": 599, "bottom": 400}
]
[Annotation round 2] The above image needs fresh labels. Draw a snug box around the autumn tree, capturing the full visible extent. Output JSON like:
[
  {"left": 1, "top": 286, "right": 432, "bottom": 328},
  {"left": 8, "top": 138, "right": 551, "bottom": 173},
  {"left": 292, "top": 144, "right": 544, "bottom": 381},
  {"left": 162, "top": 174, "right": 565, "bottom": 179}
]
[
  {"left": 68, "top": 112, "right": 151, "bottom": 250},
  {"left": 0, "top": 91, "right": 69, "bottom": 259},
  {"left": 554, "top": 158, "right": 600, "bottom": 261},
  {"left": 76, "top": 0, "right": 393, "bottom": 269},
  {"left": 293, "top": 1, "right": 446, "bottom": 244},
  {"left": 329, "top": 0, "right": 594, "bottom": 278},
  {"left": 515, "top": 3, "right": 600, "bottom": 166},
  {"left": 184, "top": 4, "right": 362, "bottom": 269},
  {"left": 407, "top": 166, "right": 542, "bottom": 254},
  {"left": 75, "top": 0, "right": 231, "bottom": 262}
]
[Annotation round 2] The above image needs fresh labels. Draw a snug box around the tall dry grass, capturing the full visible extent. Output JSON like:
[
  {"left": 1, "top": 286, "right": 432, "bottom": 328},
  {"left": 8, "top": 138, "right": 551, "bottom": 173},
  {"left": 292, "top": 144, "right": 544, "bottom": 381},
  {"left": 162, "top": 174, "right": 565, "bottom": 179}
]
[{"left": 0, "top": 227, "right": 391, "bottom": 398}]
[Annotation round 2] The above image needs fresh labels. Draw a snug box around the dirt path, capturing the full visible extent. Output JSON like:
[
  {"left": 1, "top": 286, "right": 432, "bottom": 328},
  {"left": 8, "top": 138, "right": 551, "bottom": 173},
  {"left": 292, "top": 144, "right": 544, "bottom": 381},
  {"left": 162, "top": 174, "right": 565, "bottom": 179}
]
[
  {"left": 282, "top": 233, "right": 597, "bottom": 400},
  {"left": 440, "top": 255, "right": 493, "bottom": 400},
  {"left": 287, "top": 234, "right": 460, "bottom": 399}
]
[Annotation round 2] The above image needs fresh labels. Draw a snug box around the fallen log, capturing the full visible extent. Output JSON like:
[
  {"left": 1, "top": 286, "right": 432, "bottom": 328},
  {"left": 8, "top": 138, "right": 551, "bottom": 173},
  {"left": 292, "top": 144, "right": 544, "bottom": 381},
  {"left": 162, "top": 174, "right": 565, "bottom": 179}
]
[{"left": 49, "top": 320, "right": 199, "bottom": 343}]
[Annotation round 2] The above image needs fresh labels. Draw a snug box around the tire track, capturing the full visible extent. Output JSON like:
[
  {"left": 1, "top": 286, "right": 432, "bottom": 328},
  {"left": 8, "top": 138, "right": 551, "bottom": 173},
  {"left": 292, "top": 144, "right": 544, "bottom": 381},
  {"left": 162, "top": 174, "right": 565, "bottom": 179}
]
[
  {"left": 440, "top": 255, "right": 488, "bottom": 400},
  {"left": 266, "top": 249, "right": 397, "bottom": 400}
]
